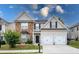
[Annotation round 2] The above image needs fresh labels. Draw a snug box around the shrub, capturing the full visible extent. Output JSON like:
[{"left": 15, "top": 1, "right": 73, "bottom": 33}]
[
  {"left": 67, "top": 38, "right": 72, "bottom": 45},
  {"left": 76, "top": 37, "right": 78, "bottom": 41},
  {"left": 1, "top": 41, "right": 6, "bottom": 45},
  {"left": 4, "top": 30, "right": 20, "bottom": 48},
  {"left": 26, "top": 39, "right": 32, "bottom": 44}
]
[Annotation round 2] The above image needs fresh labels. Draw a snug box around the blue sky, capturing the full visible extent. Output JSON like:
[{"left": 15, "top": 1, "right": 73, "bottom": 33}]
[{"left": 0, "top": 4, "right": 79, "bottom": 25}]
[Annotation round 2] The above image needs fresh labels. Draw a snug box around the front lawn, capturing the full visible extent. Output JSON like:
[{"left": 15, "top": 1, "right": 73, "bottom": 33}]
[
  {"left": 0, "top": 44, "right": 42, "bottom": 50},
  {"left": 69, "top": 40, "right": 79, "bottom": 48}
]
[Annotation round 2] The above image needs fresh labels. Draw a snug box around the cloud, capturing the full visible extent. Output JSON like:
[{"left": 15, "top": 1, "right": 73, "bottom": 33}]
[
  {"left": 32, "top": 4, "right": 38, "bottom": 9},
  {"left": 40, "top": 7, "right": 49, "bottom": 17},
  {"left": 35, "top": 17, "right": 38, "bottom": 20},
  {"left": 56, "top": 5, "right": 64, "bottom": 14},
  {"left": 9, "top": 5, "right": 14, "bottom": 8}
]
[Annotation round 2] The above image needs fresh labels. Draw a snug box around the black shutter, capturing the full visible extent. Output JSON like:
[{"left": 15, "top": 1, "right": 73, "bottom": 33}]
[
  {"left": 39, "top": 24, "right": 40, "bottom": 29},
  {"left": 50, "top": 21, "right": 52, "bottom": 28},
  {"left": 0, "top": 25, "right": 2, "bottom": 31},
  {"left": 34, "top": 24, "right": 36, "bottom": 29},
  {"left": 55, "top": 22, "right": 57, "bottom": 28}
]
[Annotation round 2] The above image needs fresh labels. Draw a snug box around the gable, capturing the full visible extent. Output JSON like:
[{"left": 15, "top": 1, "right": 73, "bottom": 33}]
[
  {"left": 0, "top": 18, "right": 8, "bottom": 25},
  {"left": 15, "top": 12, "right": 33, "bottom": 21},
  {"left": 42, "top": 16, "right": 68, "bottom": 30}
]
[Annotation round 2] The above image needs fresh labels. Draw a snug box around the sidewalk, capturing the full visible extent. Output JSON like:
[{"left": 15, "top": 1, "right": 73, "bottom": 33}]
[{"left": 0, "top": 50, "right": 43, "bottom": 53}]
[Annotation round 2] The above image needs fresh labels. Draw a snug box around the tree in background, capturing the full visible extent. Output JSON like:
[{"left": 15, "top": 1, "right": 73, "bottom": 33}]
[{"left": 4, "top": 30, "right": 20, "bottom": 48}]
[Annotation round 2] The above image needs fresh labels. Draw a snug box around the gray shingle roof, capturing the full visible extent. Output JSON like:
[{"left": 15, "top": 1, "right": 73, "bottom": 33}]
[{"left": 35, "top": 20, "right": 47, "bottom": 24}]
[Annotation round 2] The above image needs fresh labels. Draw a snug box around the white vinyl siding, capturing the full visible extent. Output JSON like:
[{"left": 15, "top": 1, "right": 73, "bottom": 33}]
[{"left": 0, "top": 25, "right": 5, "bottom": 33}]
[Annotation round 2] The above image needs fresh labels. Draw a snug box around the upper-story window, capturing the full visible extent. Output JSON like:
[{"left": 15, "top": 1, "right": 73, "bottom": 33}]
[
  {"left": 77, "top": 26, "right": 79, "bottom": 31},
  {"left": 34, "top": 23, "right": 40, "bottom": 31},
  {"left": 21, "top": 23, "right": 28, "bottom": 30},
  {"left": 0, "top": 25, "right": 2, "bottom": 31},
  {"left": 50, "top": 21, "right": 57, "bottom": 28}
]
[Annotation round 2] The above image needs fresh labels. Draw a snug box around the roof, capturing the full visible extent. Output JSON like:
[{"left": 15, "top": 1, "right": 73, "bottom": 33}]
[
  {"left": 15, "top": 11, "right": 34, "bottom": 22},
  {"left": 41, "top": 16, "right": 69, "bottom": 31},
  {"left": 70, "top": 22, "right": 79, "bottom": 28},
  {"left": 41, "top": 28, "right": 67, "bottom": 30},
  {"left": 0, "top": 18, "right": 8, "bottom": 24},
  {"left": 35, "top": 20, "right": 47, "bottom": 24}
]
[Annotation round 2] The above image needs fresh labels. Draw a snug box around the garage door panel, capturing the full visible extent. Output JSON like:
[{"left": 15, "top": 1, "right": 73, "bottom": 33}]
[
  {"left": 54, "top": 36, "right": 66, "bottom": 44},
  {"left": 41, "top": 33, "right": 53, "bottom": 45},
  {"left": 41, "top": 31, "right": 67, "bottom": 45}
]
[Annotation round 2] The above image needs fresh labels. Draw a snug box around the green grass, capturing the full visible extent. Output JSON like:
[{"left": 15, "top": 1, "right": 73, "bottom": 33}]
[
  {"left": 0, "top": 44, "right": 42, "bottom": 50},
  {"left": 69, "top": 40, "right": 79, "bottom": 48},
  {"left": 0, "top": 52, "right": 42, "bottom": 54}
]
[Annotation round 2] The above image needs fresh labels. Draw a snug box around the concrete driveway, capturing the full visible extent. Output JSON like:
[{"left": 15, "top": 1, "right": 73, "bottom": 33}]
[{"left": 43, "top": 45, "right": 79, "bottom": 54}]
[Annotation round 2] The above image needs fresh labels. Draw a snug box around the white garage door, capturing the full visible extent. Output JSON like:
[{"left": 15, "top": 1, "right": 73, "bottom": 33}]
[
  {"left": 40, "top": 32, "right": 53, "bottom": 45},
  {"left": 40, "top": 31, "right": 67, "bottom": 45},
  {"left": 54, "top": 35, "right": 66, "bottom": 44}
]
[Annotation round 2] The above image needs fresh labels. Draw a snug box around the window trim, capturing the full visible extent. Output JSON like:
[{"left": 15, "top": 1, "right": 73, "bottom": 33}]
[
  {"left": 35, "top": 23, "right": 40, "bottom": 29},
  {"left": 21, "top": 23, "right": 28, "bottom": 29}
]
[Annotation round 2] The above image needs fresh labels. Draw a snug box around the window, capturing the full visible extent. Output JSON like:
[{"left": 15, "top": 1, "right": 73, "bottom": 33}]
[
  {"left": 50, "top": 22, "right": 58, "bottom": 29},
  {"left": 0, "top": 25, "right": 2, "bottom": 31},
  {"left": 77, "top": 26, "right": 79, "bottom": 31},
  {"left": 50, "top": 22, "right": 55, "bottom": 28},
  {"left": 34, "top": 24, "right": 40, "bottom": 31},
  {"left": 21, "top": 23, "right": 28, "bottom": 29},
  {"left": 0, "top": 36, "right": 3, "bottom": 41},
  {"left": 21, "top": 34, "right": 29, "bottom": 42}
]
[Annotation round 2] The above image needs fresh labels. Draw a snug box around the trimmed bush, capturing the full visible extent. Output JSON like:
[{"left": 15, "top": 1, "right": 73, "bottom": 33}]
[
  {"left": 1, "top": 41, "right": 6, "bottom": 45},
  {"left": 26, "top": 39, "right": 32, "bottom": 44},
  {"left": 4, "top": 30, "right": 20, "bottom": 48}
]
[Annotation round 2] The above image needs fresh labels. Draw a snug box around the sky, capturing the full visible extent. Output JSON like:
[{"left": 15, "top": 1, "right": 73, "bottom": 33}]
[{"left": 0, "top": 4, "right": 79, "bottom": 26}]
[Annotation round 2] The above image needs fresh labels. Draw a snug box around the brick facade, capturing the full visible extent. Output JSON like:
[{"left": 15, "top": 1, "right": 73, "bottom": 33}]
[
  {"left": 15, "top": 21, "right": 34, "bottom": 39},
  {"left": 15, "top": 22, "right": 21, "bottom": 32},
  {"left": 28, "top": 22, "right": 34, "bottom": 39}
]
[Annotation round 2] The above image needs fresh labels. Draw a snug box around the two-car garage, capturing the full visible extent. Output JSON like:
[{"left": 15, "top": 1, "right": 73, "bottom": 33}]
[{"left": 40, "top": 29, "right": 67, "bottom": 45}]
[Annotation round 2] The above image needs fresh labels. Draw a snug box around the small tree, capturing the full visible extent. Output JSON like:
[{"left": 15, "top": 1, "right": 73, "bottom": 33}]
[{"left": 4, "top": 30, "right": 20, "bottom": 48}]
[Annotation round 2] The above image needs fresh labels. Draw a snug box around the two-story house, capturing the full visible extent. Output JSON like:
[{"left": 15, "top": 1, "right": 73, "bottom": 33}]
[{"left": 0, "top": 12, "right": 68, "bottom": 45}]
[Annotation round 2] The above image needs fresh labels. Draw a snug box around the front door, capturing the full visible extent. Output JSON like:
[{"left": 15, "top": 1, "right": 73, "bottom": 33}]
[{"left": 36, "top": 36, "right": 39, "bottom": 43}]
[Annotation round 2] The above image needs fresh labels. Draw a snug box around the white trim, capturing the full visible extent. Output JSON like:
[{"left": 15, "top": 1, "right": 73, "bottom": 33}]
[
  {"left": 14, "top": 11, "right": 34, "bottom": 21},
  {"left": 42, "top": 16, "right": 69, "bottom": 31}
]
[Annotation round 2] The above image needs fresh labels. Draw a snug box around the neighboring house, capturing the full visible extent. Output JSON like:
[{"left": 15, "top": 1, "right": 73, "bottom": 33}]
[
  {"left": 0, "top": 12, "right": 68, "bottom": 45},
  {"left": 68, "top": 23, "right": 79, "bottom": 40},
  {"left": 0, "top": 18, "right": 8, "bottom": 41}
]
